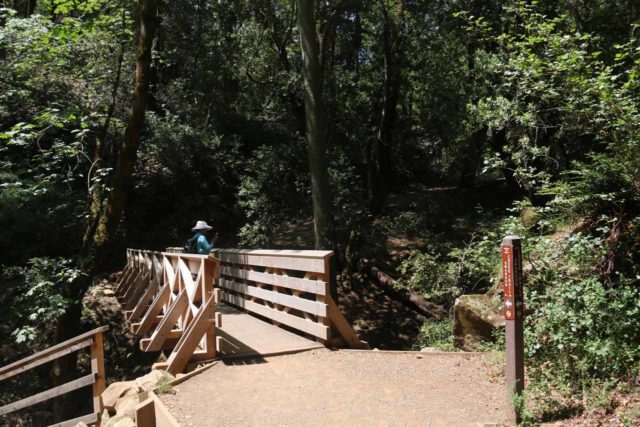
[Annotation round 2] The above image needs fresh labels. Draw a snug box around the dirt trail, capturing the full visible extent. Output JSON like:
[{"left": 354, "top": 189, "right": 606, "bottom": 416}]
[{"left": 161, "top": 349, "right": 508, "bottom": 427}]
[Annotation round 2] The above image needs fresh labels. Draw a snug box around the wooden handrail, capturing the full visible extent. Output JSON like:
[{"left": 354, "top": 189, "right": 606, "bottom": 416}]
[
  {"left": 0, "top": 326, "right": 108, "bottom": 381},
  {"left": 0, "top": 326, "right": 108, "bottom": 425},
  {"left": 0, "top": 373, "right": 97, "bottom": 415}
]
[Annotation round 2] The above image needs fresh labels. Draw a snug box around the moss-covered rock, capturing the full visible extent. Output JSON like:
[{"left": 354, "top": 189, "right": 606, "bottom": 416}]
[{"left": 453, "top": 294, "right": 504, "bottom": 350}]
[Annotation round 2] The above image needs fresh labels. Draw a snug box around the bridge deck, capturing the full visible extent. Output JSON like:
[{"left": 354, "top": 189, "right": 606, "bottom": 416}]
[{"left": 216, "top": 304, "right": 324, "bottom": 359}]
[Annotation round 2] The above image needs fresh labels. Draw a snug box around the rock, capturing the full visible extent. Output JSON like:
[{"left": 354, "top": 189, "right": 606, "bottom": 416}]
[
  {"left": 520, "top": 204, "right": 539, "bottom": 228},
  {"left": 102, "top": 381, "right": 139, "bottom": 412},
  {"left": 453, "top": 294, "right": 505, "bottom": 351},
  {"left": 135, "top": 369, "right": 174, "bottom": 391},
  {"left": 114, "top": 394, "right": 139, "bottom": 420},
  {"left": 420, "top": 347, "right": 439, "bottom": 352},
  {"left": 101, "top": 408, "right": 111, "bottom": 423},
  {"left": 112, "top": 418, "right": 135, "bottom": 427},
  {"left": 104, "top": 415, "right": 135, "bottom": 427},
  {"left": 102, "top": 289, "right": 116, "bottom": 296}
]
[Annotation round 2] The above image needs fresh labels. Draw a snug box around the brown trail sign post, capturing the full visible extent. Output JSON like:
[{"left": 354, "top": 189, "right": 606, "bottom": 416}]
[{"left": 503, "top": 235, "right": 524, "bottom": 424}]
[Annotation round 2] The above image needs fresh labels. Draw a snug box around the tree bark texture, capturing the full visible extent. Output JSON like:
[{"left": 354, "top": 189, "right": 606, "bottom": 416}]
[
  {"left": 296, "top": 0, "right": 333, "bottom": 250},
  {"left": 52, "top": 0, "right": 159, "bottom": 421},
  {"left": 369, "top": 0, "right": 405, "bottom": 214}
]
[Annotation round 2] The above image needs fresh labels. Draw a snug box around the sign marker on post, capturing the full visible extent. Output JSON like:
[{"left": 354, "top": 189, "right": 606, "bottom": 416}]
[{"left": 502, "top": 235, "right": 524, "bottom": 424}]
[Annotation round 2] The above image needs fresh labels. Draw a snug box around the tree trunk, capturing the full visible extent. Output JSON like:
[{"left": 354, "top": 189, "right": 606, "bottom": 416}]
[
  {"left": 52, "top": 0, "right": 159, "bottom": 421},
  {"left": 296, "top": 0, "right": 333, "bottom": 250},
  {"left": 369, "top": 0, "right": 405, "bottom": 215}
]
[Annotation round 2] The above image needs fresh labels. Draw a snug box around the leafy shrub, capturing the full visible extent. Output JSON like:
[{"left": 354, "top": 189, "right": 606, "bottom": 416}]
[
  {"left": 414, "top": 318, "right": 456, "bottom": 351},
  {"left": 398, "top": 250, "right": 460, "bottom": 305},
  {"left": 381, "top": 210, "right": 426, "bottom": 235},
  {"left": 1, "top": 257, "right": 81, "bottom": 343},
  {"left": 453, "top": 206, "right": 640, "bottom": 414}
]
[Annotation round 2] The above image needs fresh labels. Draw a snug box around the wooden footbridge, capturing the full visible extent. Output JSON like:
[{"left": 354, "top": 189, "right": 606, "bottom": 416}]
[{"left": 115, "top": 248, "right": 368, "bottom": 374}]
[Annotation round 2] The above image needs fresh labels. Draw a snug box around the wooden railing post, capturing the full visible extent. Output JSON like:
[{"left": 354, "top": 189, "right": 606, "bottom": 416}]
[{"left": 90, "top": 330, "right": 106, "bottom": 425}]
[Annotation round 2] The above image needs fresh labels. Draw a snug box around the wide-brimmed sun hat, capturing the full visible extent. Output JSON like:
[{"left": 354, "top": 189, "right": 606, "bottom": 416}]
[{"left": 191, "top": 220, "right": 213, "bottom": 232}]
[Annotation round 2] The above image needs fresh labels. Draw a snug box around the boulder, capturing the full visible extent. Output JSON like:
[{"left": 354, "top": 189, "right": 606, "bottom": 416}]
[
  {"left": 102, "top": 381, "right": 139, "bottom": 412},
  {"left": 114, "top": 394, "right": 139, "bottom": 420},
  {"left": 135, "top": 369, "right": 174, "bottom": 392},
  {"left": 112, "top": 418, "right": 135, "bottom": 427},
  {"left": 453, "top": 294, "right": 505, "bottom": 350},
  {"left": 104, "top": 414, "right": 135, "bottom": 427}
]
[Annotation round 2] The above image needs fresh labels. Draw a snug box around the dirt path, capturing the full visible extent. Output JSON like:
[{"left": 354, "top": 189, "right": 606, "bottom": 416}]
[{"left": 161, "top": 349, "right": 508, "bottom": 426}]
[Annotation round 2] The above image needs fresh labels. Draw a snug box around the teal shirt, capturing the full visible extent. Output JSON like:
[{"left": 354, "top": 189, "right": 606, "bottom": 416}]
[{"left": 195, "top": 231, "right": 214, "bottom": 254}]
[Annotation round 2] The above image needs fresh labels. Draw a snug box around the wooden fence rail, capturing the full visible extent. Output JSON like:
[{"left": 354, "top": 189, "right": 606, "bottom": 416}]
[
  {"left": 0, "top": 326, "right": 108, "bottom": 426},
  {"left": 116, "top": 250, "right": 220, "bottom": 374},
  {"left": 213, "top": 248, "right": 368, "bottom": 349}
]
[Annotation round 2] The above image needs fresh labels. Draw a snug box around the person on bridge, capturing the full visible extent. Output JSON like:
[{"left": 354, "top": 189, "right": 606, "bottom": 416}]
[{"left": 190, "top": 220, "right": 219, "bottom": 254}]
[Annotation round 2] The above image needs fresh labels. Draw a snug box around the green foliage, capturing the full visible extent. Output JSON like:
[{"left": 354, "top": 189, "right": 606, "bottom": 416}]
[
  {"left": 1, "top": 258, "right": 81, "bottom": 343},
  {"left": 381, "top": 211, "right": 426, "bottom": 235},
  {"left": 451, "top": 205, "right": 640, "bottom": 417},
  {"left": 398, "top": 251, "right": 460, "bottom": 305},
  {"left": 525, "top": 232, "right": 640, "bottom": 387},
  {"left": 414, "top": 319, "right": 456, "bottom": 352},
  {"left": 237, "top": 138, "right": 309, "bottom": 247}
]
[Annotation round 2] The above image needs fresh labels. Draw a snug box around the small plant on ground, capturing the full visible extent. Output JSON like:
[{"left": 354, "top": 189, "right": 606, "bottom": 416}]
[
  {"left": 155, "top": 373, "right": 175, "bottom": 395},
  {"left": 413, "top": 319, "right": 456, "bottom": 351}
]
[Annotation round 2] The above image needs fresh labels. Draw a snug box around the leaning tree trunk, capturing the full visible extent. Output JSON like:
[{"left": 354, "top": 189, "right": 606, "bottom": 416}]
[
  {"left": 52, "top": 0, "right": 159, "bottom": 421},
  {"left": 296, "top": 0, "right": 333, "bottom": 250}
]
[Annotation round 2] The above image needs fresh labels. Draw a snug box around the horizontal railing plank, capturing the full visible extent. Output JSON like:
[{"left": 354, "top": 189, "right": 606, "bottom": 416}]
[
  {"left": 220, "top": 266, "right": 327, "bottom": 295},
  {"left": 0, "top": 326, "right": 108, "bottom": 380},
  {"left": 0, "top": 373, "right": 96, "bottom": 416},
  {"left": 216, "top": 251, "right": 326, "bottom": 273},
  {"left": 0, "top": 339, "right": 93, "bottom": 382},
  {"left": 216, "top": 249, "right": 333, "bottom": 258},
  {"left": 219, "top": 278, "right": 327, "bottom": 316},
  {"left": 49, "top": 412, "right": 98, "bottom": 427},
  {"left": 223, "top": 293, "right": 329, "bottom": 340}
]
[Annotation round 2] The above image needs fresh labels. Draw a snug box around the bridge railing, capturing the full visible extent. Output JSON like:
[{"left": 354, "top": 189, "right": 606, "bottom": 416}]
[
  {"left": 115, "top": 250, "right": 220, "bottom": 374},
  {"left": 167, "top": 247, "right": 367, "bottom": 349},
  {"left": 0, "top": 326, "right": 108, "bottom": 426}
]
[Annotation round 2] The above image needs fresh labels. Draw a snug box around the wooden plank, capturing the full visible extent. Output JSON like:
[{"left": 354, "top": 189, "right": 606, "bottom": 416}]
[
  {"left": 223, "top": 293, "right": 329, "bottom": 339},
  {"left": 114, "top": 266, "right": 132, "bottom": 294},
  {"left": 0, "top": 339, "right": 92, "bottom": 382},
  {"left": 0, "top": 326, "right": 108, "bottom": 380},
  {"left": 129, "top": 278, "right": 159, "bottom": 322},
  {"left": 48, "top": 412, "right": 98, "bottom": 427},
  {"left": 219, "top": 278, "right": 327, "bottom": 316},
  {"left": 124, "top": 272, "right": 150, "bottom": 310},
  {"left": 140, "top": 329, "right": 182, "bottom": 349},
  {"left": 215, "top": 249, "right": 333, "bottom": 258},
  {"left": 327, "top": 296, "right": 368, "bottom": 349},
  {"left": 119, "top": 269, "right": 141, "bottom": 300},
  {"left": 90, "top": 332, "right": 106, "bottom": 417},
  {"left": 135, "top": 397, "right": 156, "bottom": 427},
  {"left": 166, "top": 361, "right": 217, "bottom": 387},
  {"left": 166, "top": 295, "right": 216, "bottom": 374},
  {"left": 121, "top": 271, "right": 143, "bottom": 305},
  {"left": 145, "top": 289, "right": 188, "bottom": 352},
  {"left": 220, "top": 266, "right": 327, "bottom": 295},
  {"left": 134, "top": 285, "right": 169, "bottom": 336},
  {"left": 0, "top": 373, "right": 96, "bottom": 416},
  {"left": 217, "top": 252, "right": 327, "bottom": 273},
  {"left": 151, "top": 391, "right": 182, "bottom": 427}
]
